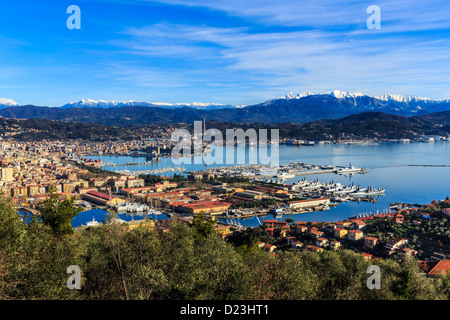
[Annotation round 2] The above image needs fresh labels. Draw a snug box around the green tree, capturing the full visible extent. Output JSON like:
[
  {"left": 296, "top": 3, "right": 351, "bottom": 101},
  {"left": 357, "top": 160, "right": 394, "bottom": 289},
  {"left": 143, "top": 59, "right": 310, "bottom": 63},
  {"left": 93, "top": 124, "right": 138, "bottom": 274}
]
[
  {"left": 0, "top": 198, "right": 26, "bottom": 254},
  {"left": 190, "top": 211, "right": 217, "bottom": 242},
  {"left": 39, "top": 188, "right": 82, "bottom": 237}
]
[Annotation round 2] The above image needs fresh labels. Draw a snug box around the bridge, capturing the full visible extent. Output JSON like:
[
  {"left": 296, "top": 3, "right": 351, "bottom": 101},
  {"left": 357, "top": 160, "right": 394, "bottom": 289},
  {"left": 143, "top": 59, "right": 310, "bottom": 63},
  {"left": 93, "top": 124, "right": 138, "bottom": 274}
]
[{"left": 16, "top": 206, "right": 39, "bottom": 216}]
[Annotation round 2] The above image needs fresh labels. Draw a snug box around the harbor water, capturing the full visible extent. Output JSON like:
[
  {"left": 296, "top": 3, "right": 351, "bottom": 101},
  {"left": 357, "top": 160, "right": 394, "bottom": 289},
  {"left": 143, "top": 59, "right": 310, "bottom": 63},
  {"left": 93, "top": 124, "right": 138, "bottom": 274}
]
[{"left": 76, "top": 142, "right": 450, "bottom": 227}]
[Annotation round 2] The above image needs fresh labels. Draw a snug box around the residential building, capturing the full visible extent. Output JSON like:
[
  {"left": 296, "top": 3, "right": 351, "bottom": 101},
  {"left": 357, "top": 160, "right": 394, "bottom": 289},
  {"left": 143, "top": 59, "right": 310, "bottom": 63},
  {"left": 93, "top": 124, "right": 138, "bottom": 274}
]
[
  {"left": 364, "top": 236, "right": 379, "bottom": 249},
  {"left": 334, "top": 227, "right": 348, "bottom": 238},
  {"left": 394, "top": 214, "right": 404, "bottom": 224},
  {"left": 385, "top": 237, "right": 409, "bottom": 251},
  {"left": 330, "top": 240, "right": 341, "bottom": 251},
  {"left": 352, "top": 220, "right": 366, "bottom": 230},
  {"left": 306, "top": 245, "right": 323, "bottom": 253},
  {"left": 348, "top": 230, "right": 364, "bottom": 241},
  {"left": 316, "top": 237, "right": 329, "bottom": 247},
  {"left": 418, "top": 260, "right": 450, "bottom": 277}
]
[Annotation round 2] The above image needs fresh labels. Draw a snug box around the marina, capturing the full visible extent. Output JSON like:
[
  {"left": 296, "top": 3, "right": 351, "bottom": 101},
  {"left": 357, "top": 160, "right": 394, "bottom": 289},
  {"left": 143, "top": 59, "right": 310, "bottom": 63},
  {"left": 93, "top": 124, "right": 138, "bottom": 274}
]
[{"left": 76, "top": 142, "right": 450, "bottom": 228}]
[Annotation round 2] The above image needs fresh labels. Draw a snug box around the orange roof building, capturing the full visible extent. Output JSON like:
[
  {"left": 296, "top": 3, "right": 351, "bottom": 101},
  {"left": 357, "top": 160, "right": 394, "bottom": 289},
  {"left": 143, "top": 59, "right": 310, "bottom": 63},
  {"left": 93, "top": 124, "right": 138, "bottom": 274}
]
[{"left": 418, "top": 260, "right": 450, "bottom": 277}]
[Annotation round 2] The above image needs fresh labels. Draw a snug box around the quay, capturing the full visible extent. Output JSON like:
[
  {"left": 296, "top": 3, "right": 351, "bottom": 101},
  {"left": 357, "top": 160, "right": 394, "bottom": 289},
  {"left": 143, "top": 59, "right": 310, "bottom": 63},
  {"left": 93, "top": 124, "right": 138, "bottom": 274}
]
[
  {"left": 102, "top": 160, "right": 159, "bottom": 168},
  {"left": 254, "top": 169, "right": 335, "bottom": 179}
]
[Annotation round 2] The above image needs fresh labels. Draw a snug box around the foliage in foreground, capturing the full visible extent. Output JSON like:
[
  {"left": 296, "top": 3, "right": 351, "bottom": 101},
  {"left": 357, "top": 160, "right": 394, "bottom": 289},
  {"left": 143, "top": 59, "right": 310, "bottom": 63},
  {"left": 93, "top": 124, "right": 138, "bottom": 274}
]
[{"left": 0, "top": 198, "right": 449, "bottom": 300}]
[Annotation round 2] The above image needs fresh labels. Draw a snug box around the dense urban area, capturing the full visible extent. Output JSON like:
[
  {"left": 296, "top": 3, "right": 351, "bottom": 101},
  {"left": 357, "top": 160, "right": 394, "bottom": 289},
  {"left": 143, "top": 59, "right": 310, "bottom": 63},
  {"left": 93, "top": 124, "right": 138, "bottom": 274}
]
[{"left": 0, "top": 133, "right": 449, "bottom": 300}]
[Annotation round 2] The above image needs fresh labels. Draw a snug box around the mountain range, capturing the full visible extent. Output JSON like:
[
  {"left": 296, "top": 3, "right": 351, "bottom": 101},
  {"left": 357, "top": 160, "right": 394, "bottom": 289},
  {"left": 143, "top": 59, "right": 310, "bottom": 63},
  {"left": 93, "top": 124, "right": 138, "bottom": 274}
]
[
  {"left": 59, "top": 99, "right": 237, "bottom": 110},
  {"left": 1, "top": 90, "right": 450, "bottom": 125}
]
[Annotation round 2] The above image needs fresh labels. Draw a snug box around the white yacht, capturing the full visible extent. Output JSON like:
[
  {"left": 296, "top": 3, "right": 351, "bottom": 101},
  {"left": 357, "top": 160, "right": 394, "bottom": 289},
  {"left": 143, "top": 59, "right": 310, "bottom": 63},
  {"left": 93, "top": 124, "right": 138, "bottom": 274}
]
[
  {"left": 149, "top": 209, "right": 162, "bottom": 215},
  {"left": 277, "top": 172, "right": 295, "bottom": 179},
  {"left": 85, "top": 217, "right": 100, "bottom": 227}
]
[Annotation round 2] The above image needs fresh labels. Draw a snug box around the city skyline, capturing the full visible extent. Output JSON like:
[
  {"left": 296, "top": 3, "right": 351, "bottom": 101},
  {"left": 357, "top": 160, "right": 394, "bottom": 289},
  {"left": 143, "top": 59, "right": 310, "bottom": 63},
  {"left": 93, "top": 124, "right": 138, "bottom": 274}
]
[{"left": 2, "top": 0, "right": 450, "bottom": 106}]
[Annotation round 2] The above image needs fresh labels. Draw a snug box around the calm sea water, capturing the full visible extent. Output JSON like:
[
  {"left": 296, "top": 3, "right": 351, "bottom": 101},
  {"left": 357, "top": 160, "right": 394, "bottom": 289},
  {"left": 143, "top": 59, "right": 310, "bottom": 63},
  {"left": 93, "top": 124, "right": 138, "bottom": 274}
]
[{"left": 77, "top": 142, "right": 450, "bottom": 227}]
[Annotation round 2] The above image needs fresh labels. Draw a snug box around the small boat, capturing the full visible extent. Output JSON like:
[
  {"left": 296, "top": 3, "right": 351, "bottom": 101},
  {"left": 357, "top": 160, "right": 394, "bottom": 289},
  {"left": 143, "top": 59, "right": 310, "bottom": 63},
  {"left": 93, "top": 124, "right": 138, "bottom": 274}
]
[
  {"left": 277, "top": 172, "right": 295, "bottom": 179},
  {"left": 150, "top": 210, "right": 162, "bottom": 215},
  {"left": 335, "top": 163, "right": 364, "bottom": 174},
  {"left": 85, "top": 217, "right": 100, "bottom": 227},
  {"left": 81, "top": 201, "right": 92, "bottom": 208}
]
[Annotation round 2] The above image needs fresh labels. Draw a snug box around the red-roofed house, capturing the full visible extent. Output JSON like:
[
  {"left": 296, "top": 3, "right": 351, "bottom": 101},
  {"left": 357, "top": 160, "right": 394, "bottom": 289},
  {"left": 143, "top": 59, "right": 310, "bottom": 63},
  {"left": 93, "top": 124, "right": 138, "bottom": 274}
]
[
  {"left": 359, "top": 252, "right": 374, "bottom": 260},
  {"left": 316, "top": 237, "right": 329, "bottom": 247},
  {"left": 394, "top": 214, "right": 404, "bottom": 224},
  {"left": 418, "top": 260, "right": 450, "bottom": 277},
  {"left": 364, "top": 236, "right": 379, "bottom": 249},
  {"left": 352, "top": 220, "right": 366, "bottom": 230},
  {"left": 334, "top": 227, "right": 348, "bottom": 238},
  {"left": 385, "top": 237, "right": 409, "bottom": 251},
  {"left": 263, "top": 220, "right": 289, "bottom": 228},
  {"left": 296, "top": 224, "right": 307, "bottom": 234},
  {"left": 291, "top": 240, "right": 303, "bottom": 250},
  {"left": 348, "top": 230, "right": 364, "bottom": 241},
  {"left": 310, "top": 229, "right": 324, "bottom": 239},
  {"left": 330, "top": 240, "right": 341, "bottom": 251},
  {"left": 306, "top": 245, "right": 323, "bottom": 253},
  {"left": 263, "top": 243, "right": 277, "bottom": 254}
]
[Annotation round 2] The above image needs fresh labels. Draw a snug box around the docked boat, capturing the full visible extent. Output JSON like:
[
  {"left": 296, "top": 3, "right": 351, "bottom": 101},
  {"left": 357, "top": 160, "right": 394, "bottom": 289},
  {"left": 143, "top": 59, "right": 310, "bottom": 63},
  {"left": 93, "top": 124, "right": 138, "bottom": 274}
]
[
  {"left": 333, "top": 185, "right": 357, "bottom": 194},
  {"left": 350, "top": 186, "right": 385, "bottom": 197},
  {"left": 81, "top": 201, "right": 92, "bottom": 208},
  {"left": 149, "top": 209, "right": 162, "bottom": 215},
  {"left": 302, "top": 180, "right": 324, "bottom": 191},
  {"left": 322, "top": 182, "right": 344, "bottom": 192},
  {"left": 293, "top": 178, "right": 309, "bottom": 187},
  {"left": 335, "top": 164, "right": 364, "bottom": 174},
  {"left": 277, "top": 172, "right": 295, "bottom": 179},
  {"left": 331, "top": 196, "right": 350, "bottom": 202}
]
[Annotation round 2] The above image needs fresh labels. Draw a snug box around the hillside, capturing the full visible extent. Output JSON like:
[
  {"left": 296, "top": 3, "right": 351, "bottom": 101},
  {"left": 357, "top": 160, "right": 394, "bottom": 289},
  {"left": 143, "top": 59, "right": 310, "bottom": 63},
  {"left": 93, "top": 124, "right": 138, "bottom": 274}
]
[
  {"left": 0, "top": 117, "right": 135, "bottom": 141},
  {"left": 1, "top": 110, "right": 449, "bottom": 141}
]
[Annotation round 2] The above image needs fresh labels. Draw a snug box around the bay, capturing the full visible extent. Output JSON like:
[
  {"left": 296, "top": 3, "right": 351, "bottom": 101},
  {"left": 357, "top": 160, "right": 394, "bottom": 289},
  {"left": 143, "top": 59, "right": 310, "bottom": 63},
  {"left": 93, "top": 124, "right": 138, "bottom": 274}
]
[{"left": 76, "top": 142, "right": 450, "bottom": 228}]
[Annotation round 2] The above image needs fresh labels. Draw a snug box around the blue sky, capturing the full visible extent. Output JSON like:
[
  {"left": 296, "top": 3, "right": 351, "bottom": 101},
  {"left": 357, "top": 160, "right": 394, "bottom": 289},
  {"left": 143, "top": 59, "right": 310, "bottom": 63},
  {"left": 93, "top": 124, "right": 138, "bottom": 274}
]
[{"left": 1, "top": 0, "right": 450, "bottom": 106}]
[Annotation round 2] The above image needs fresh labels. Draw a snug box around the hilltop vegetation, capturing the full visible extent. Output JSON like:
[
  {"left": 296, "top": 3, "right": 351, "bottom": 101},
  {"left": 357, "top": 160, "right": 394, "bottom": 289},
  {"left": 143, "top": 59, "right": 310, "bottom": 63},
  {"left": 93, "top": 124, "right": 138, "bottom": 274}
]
[
  {"left": 1, "top": 110, "right": 450, "bottom": 141},
  {"left": 0, "top": 198, "right": 448, "bottom": 300}
]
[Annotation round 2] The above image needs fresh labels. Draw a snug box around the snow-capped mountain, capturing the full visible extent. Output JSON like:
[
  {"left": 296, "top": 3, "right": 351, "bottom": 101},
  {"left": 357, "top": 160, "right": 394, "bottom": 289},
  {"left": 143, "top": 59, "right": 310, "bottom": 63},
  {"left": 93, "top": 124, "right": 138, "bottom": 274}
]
[
  {"left": 273, "top": 90, "right": 450, "bottom": 115},
  {"left": 0, "top": 98, "right": 20, "bottom": 108},
  {"left": 61, "top": 99, "right": 235, "bottom": 110},
  {"left": 280, "top": 89, "right": 445, "bottom": 103},
  {"left": 1, "top": 90, "right": 450, "bottom": 124}
]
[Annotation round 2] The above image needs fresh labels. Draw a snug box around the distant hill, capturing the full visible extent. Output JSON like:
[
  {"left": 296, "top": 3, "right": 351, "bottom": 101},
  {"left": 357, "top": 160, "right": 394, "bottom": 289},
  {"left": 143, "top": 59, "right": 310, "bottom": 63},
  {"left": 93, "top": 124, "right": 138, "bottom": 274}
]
[
  {"left": 1, "top": 110, "right": 450, "bottom": 141},
  {"left": 0, "top": 117, "right": 135, "bottom": 141},
  {"left": 0, "top": 105, "right": 205, "bottom": 125},
  {"left": 415, "top": 110, "right": 450, "bottom": 125}
]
